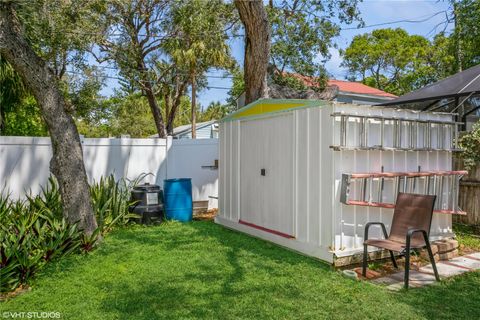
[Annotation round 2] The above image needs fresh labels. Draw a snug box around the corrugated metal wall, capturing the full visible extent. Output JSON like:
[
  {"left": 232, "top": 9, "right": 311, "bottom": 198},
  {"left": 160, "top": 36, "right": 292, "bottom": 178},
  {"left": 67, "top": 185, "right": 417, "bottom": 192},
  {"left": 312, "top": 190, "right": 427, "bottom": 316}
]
[
  {"left": 331, "top": 105, "right": 453, "bottom": 258},
  {"left": 218, "top": 104, "right": 335, "bottom": 258},
  {"left": 292, "top": 106, "right": 334, "bottom": 250},
  {"left": 217, "top": 101, "right": 456, "bottom": 261}
]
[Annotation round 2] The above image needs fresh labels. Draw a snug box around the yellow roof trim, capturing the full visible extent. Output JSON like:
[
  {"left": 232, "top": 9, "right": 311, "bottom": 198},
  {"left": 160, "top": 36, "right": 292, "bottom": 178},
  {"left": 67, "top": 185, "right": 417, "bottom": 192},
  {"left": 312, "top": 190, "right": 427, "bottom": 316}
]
[{"left": 221, "top": 99, "right": 326, "bottom": 122}]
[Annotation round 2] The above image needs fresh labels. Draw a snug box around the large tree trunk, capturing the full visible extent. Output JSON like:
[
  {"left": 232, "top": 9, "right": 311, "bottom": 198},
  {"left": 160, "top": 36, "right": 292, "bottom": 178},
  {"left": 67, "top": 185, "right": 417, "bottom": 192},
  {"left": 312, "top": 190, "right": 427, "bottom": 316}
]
[
  {"left": 143, "top": 80, "right": 167, "bottom": 138},
  {"left": 138, "top": 60, "right": 167, "bottom": 138},
  {"left": 234, "top": 0, "right": 271, "bottom": 104},
  {"left": 164, "top": 92, "right": 173, "bottom": 135},
  {"left": 165, "top": 81, "right": 188, "bottom": 135},
  {"left": 0, "top": 3, "right": 97, "bottom": 235}
]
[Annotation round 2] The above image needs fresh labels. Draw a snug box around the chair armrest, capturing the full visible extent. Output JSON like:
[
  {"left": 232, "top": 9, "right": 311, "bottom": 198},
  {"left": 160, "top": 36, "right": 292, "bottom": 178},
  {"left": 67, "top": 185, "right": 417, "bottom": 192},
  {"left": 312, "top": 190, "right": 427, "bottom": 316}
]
[
  {"left": 405, "top": 228, "right": 428, "bottom": 250},
  {"left": 364, "top": 222, "right": 388, "bottom": 241}
]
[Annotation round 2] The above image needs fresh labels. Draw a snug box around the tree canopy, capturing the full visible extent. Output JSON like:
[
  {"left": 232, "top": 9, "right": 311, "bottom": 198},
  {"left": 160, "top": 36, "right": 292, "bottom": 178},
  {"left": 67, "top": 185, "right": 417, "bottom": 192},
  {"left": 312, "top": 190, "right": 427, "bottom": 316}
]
[
  {"left": 451, "top": 0, "right": 480, "bottom": 72},
  {"left": 233, "top": 0, "right": 362, "bottom": 103},
  {"left": 341, "top": 28, "right": 455, "bottom": 95},
  {"left": 0, "top": 0, "right": 106, "bottom": 136},
  {"left": 0, "top": 0, "right": 97, "bottom": 234},
  {"left": 269, "top": 0, "right": 361, "bottom": 79},
  {"left": 95, "top": 0, "right": 235, "bottom": 137},
  {"left": 341, "top": 1, "right": 480, "bottom": 96}
]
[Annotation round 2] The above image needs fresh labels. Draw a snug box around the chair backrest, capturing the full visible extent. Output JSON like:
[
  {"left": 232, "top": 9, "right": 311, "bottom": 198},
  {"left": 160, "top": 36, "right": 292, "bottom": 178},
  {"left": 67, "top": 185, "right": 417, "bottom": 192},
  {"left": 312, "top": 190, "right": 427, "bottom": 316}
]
[{"left": 388, "top": 193, "right": 436, "bottom": 246}]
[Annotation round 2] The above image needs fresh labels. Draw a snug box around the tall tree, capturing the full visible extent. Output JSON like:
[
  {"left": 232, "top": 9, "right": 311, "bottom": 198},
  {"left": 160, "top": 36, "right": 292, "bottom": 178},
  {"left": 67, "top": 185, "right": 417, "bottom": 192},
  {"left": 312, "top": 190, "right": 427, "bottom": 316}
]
[
  {"left": 154, "top": 61, "right": 190, "bottom": 135},
  {"left": 268, "top": 0, "right": 361, "bottom": 81},
  {"left": 167, "top": 0, "right": 234, "bottom": 138},
  {"left": 450, "top": 0, "right": 480, "bottom": 72},
  {"left": 234, "top": 0, "right": 271, "bottom": 105},
  {"left": 226, "top": 67, "right": 245, "bottom": 108},
  {"left": 1, "top": 0, "right": 106, "bottom": 136},
  {"left": 96, "top": 0, "right": 188, "bottom": 138},
  {"left": 0, "top": 1, "right": 97, "bottom": 235},
  {"left": 341, "top": 28, "right": 452, "bottom": 95},
  {"left": 198, "top": 101, "right": 230, "bottom": 123},
  {"left": 234, "top": 0, "right": 361, "bottom": 104},
  {"left": 18, "top": 0, "right": 101, "bottom": 80},
  {"left": 96, "top": 0, "right": 171, "bottom": 137}
]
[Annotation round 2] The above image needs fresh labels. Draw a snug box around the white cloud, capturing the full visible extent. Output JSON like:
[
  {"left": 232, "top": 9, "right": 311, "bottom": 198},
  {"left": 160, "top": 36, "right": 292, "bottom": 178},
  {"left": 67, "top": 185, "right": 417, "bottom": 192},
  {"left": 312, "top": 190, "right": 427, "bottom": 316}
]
[{"left": 324, "top": 48, "right": 349, "bottom": 80}]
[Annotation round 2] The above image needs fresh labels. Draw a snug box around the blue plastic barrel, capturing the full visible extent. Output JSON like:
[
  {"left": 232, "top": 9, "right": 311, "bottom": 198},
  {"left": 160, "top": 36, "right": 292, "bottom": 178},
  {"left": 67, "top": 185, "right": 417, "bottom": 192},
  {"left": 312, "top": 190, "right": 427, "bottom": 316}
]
[{"left": 163, "top": 178, "right": 193, "bottom": 222}]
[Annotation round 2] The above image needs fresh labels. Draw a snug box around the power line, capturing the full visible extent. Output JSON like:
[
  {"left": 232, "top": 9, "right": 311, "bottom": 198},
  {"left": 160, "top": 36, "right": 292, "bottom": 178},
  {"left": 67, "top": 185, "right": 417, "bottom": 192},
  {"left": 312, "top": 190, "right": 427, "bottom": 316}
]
[
  {"left": 65, "top": 70, "right": 233, "bottom": 90},
  {"left": 59, "top": 28, "right": 245, "bottom": 40},
  {"left": 340, "top": 10, "right": 447, "bottom": 31},
  {"left": 425, "top": 13, "right": 453, "bottom": 38},
  {"left": 90, "top": 64, "right": 235, "bottom": 79}
]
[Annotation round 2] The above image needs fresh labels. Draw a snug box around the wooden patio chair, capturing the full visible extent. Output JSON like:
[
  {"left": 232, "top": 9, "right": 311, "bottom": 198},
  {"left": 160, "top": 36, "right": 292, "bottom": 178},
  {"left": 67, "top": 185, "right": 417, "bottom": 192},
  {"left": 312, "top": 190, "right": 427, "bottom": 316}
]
[{"left": 362, "top": 193, "right": 440, "bottom": 289}]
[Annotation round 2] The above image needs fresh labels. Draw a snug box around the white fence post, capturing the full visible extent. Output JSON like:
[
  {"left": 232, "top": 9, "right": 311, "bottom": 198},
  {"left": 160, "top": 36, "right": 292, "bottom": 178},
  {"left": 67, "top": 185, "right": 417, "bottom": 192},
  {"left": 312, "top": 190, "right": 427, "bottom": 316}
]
[{"left": 165, "top": 135, "right": 173, "bottom": 180}]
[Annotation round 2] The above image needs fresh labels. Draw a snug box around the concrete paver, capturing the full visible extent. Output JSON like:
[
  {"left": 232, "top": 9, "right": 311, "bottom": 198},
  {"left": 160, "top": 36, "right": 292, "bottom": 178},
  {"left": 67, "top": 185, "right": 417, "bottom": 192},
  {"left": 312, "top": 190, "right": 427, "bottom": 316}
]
[{"left": 354, "top": 251, "right": 480, "bottom": 290}]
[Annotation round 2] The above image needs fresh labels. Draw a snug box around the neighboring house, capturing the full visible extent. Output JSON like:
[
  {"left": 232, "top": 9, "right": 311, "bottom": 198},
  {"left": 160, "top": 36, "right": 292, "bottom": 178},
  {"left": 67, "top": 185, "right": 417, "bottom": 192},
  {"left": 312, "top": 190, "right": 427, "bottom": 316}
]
[
  {"left": 295, "top": 76, "right": 398, "bottom": 105},
  {"left": 236, "top": 77, "right": 397, "bottom": 109},
  {"left": 172, "top": 120, "right": 218, "bottom": 139},
  {"left": 327, "top": 79, "right": 397, "bottom": 105}
]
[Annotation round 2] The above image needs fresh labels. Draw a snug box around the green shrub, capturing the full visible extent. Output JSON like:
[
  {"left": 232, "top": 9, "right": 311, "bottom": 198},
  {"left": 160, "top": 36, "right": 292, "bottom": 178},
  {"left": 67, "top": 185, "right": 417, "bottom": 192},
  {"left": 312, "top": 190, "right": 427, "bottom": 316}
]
[
  {"left": 0, "top": 174, "right": 142, "bottom": 293},
  {"left": 90, "top": 175, "right": 140, "bottom": 235},
  {"left": 26, "top": 176, "right": 63, "bottom": 220},
  {"left": 0, "top": 189, "right": 81, "bottom": 292},
  {"left": 459, "top": 121, "right": 480, "bottom": 169}
]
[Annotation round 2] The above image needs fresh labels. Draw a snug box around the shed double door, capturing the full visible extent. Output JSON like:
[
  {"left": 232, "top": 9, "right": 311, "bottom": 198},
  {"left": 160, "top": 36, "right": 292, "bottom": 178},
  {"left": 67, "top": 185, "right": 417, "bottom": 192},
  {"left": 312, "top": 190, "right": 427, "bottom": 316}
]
[{"left": 240, "top": 114, "right": 295, "bottom": 237}]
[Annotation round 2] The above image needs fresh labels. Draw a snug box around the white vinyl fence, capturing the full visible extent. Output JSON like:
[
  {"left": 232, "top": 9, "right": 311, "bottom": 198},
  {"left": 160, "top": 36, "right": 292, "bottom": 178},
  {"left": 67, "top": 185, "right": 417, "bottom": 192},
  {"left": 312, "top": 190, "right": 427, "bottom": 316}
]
[{"left": 0, "top": 136, "right": 219, "bottom": 208}]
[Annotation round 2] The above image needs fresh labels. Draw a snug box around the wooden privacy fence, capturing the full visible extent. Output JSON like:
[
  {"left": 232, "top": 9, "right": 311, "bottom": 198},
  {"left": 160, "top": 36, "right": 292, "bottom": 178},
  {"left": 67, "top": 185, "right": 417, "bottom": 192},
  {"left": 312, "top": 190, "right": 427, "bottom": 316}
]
[{"left": 454, "top": 157, "right": 480, "bottom": 225}]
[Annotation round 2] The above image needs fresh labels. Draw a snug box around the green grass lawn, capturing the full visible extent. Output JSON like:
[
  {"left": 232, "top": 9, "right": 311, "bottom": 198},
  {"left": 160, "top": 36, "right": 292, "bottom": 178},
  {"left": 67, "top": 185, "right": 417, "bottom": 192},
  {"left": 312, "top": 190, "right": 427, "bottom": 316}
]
[{"left": 1, "top": 221, "right": 480, "bottom": 320}]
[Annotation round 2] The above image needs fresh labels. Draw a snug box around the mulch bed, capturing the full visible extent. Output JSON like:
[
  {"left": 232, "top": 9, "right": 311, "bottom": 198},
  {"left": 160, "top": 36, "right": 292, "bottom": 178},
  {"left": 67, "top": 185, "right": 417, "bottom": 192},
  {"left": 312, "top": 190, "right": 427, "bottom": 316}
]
[
  {"left": 193, "top": 209, "right": 218, "bottom": 221},
  {"left": 0, "top": 285, "right": 31, "bottom": 301}
]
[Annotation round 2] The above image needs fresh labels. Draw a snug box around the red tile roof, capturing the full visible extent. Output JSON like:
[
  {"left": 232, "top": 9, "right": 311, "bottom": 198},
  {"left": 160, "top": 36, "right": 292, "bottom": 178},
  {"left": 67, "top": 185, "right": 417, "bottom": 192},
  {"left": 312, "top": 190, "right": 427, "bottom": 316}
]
[
  {"left": 327, "top": 79, "right": 397, "bottom": 98},
  {"left": 290, "top": 73, "right": 397, "bottom": 98}
]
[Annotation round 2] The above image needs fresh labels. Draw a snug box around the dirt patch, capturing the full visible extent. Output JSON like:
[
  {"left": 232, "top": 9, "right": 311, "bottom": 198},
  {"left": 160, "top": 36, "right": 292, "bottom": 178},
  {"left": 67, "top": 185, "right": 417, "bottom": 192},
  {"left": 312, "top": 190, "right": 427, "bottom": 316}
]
[
  {"left": 346, "top": 254, "right": 432, "bottom": 280},
  {"left": 193, "top": 209, "right": 217, "bottom": 221},
  {"left": 0, "top": 285, "right": 31, "bottom": 301}
]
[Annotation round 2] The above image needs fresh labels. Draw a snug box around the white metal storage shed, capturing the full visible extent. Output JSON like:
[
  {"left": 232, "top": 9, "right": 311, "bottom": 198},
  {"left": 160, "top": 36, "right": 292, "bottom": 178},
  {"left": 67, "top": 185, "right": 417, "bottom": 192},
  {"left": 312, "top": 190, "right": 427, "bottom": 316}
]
[{"left": 215, "top": 99, "right": 466, "bottom": 264}]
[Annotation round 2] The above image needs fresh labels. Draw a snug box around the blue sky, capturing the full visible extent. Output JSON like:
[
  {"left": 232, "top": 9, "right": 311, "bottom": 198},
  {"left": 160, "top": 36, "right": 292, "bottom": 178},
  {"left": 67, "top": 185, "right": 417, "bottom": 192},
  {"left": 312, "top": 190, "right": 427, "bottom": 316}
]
[{"left": 99, "top": 0, "right": 453, "bottom": 108}]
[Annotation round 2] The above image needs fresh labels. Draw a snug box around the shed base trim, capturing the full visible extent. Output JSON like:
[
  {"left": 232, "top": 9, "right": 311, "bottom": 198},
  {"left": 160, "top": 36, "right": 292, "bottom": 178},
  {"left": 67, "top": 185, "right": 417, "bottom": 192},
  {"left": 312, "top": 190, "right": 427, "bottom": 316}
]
[
  {"left": 239, "top": 220, "right": 294, "bottom": 239},
  {"left": 215, "top": 216, "right": 334, "bottom": 263}
]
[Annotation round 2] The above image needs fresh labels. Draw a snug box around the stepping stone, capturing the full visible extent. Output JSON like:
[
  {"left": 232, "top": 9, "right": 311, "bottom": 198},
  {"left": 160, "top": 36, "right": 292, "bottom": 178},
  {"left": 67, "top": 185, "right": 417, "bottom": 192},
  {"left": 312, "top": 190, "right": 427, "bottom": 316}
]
[
  {"left": 408, "top": 271, "right": 438, "bottom": 286},
  {"left": 390, "top": 271, "right": 405, "bottom": 281},
  {"left": 448, "top": 256, "right": 480, "bottom": 270},
  {"left": 386, "top": 282, "right": 405, "bottom": 291},
  {"left": 371, "top": 276, "right": 400, "bottom": 286},
  {"left": 420, "top": 261, "right": 468, "bottom": 277},
  {"left": 465, "top": 252, "right": 480, "bottom": 260},
  {"left": 386, "top": 279, "right": 423, "bottom": 290},
  {"left": 366, "top": 252, "right": 480, "bottom": 290}
]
